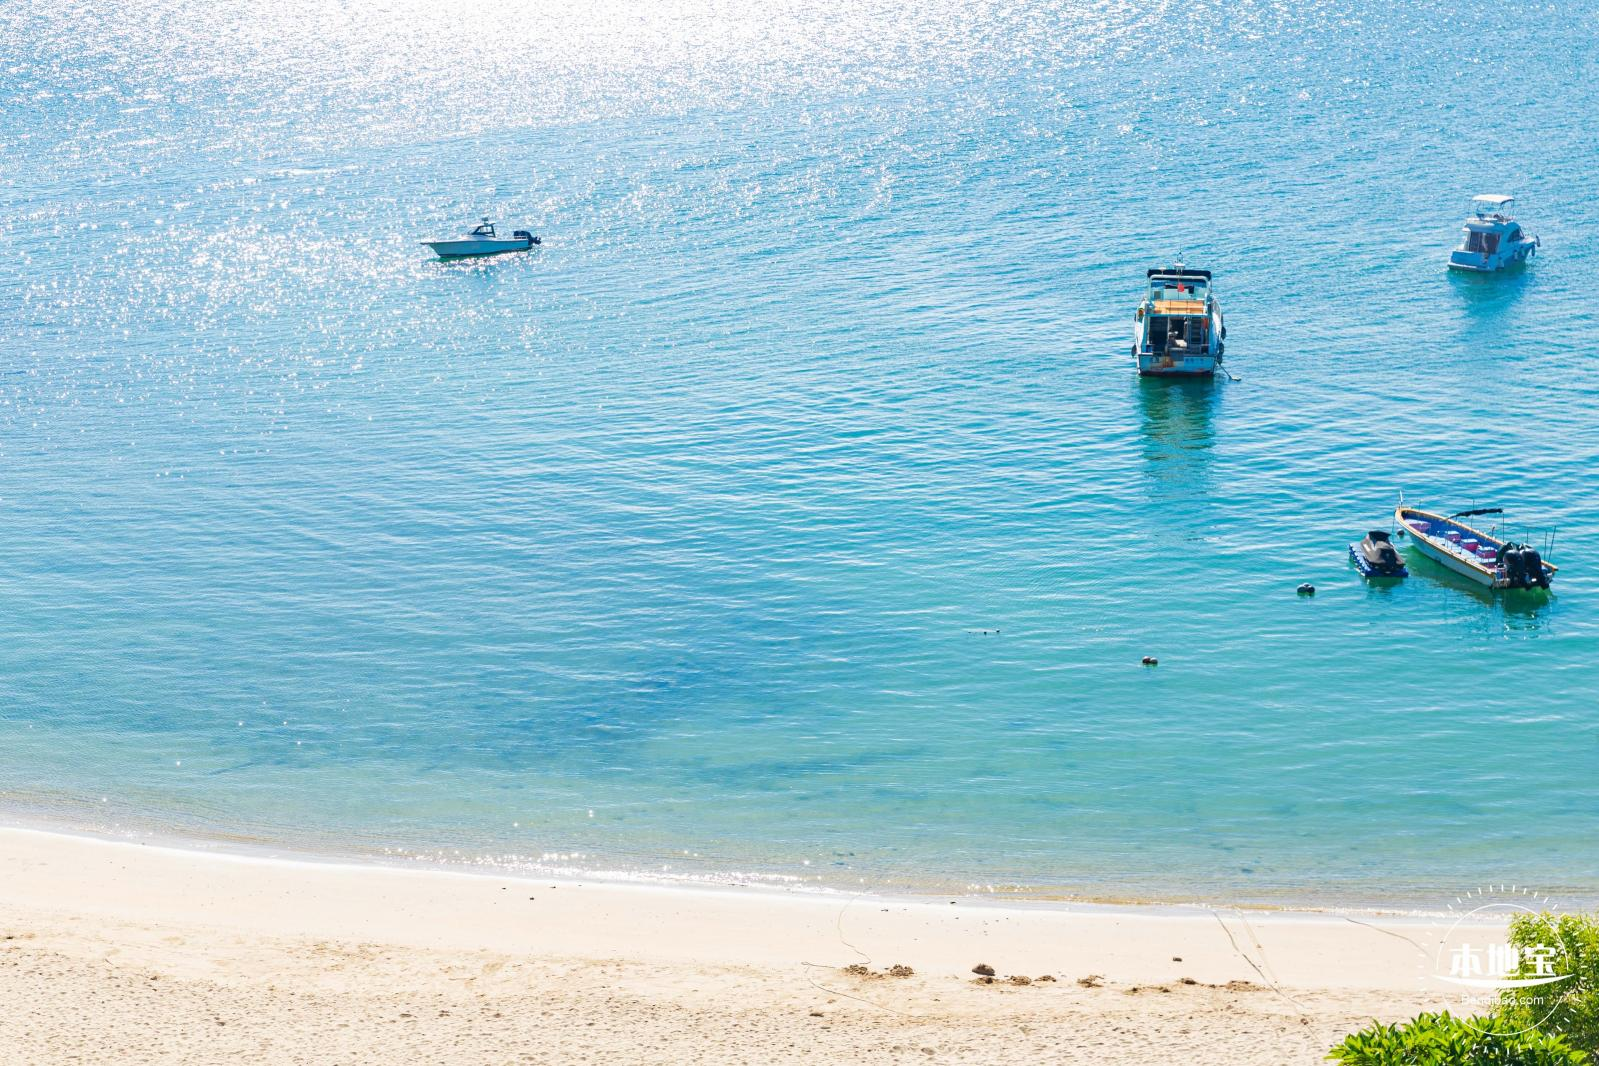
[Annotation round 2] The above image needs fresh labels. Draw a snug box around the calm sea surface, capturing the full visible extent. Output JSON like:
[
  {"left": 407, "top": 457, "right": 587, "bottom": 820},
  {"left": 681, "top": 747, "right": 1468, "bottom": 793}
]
[{"left": 3, "top": 0, "right": 1597, "bottom": 907}]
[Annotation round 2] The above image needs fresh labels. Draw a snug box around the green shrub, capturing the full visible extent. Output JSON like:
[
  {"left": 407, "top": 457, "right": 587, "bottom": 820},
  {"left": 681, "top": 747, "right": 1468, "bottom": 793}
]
[
  {"left": 1327, "top": 1011, "right": 1588, "bottom": 1065},
  {"left": 1500, "top": 912, "right": 1599, "bottom": 1054}
]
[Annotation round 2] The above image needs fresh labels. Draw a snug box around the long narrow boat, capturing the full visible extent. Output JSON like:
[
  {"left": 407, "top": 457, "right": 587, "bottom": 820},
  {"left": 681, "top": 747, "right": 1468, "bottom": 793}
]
[{"left": 1395, "top": 507, "right": 1555, "bottom": 590}]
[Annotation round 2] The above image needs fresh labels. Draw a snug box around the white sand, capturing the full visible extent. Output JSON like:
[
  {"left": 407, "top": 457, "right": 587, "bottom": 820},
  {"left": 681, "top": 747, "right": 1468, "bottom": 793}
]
[{"left": 0, "top": 827, "right": 1460, "bottom": 1064}]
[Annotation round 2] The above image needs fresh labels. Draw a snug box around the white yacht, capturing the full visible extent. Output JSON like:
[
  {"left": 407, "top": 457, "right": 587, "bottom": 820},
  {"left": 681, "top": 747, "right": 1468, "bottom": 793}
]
[
  {"left": 423, "top": 219, "right": 540, "bottom": 258},
  {"left": 1447, "top": 195, "right": 1538, "bottom": 272}
]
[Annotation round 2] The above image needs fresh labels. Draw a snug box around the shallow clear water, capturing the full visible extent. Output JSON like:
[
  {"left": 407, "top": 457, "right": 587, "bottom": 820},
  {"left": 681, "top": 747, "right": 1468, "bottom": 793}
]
[{"left": 3, "top": 0, "right": 1597, "bottom": 907}]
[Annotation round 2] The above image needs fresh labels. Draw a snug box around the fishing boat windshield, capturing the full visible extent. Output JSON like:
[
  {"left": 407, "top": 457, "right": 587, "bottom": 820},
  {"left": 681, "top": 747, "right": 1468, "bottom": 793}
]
[{"left": 1146, "top": 273, "right": 1210, "bottom": 304}]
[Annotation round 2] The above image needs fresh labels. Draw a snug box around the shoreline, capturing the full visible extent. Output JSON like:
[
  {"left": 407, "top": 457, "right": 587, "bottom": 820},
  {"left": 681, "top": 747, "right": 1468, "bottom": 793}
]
[
  {"left": 0, "top": 821, "right": 1463, "bottom": 924},
  {"left": 0, "top": 801, "right": 1519, "bottom": 918},
  {"left": 0, "top": 821, "right": 1476, "bottom": 981},
  {"left": 0, "top": 824, "right": 1473, "bottom": 1063},
  {"left": 0, "top": 822, "right": 1487, "bottom": 988}
]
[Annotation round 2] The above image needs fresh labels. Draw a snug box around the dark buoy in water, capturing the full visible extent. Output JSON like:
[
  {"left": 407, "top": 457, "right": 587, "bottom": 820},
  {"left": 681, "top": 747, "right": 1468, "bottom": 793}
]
[
  {"left": 1141, "top": 656, "right": 1158, "bottom": 666},
  {"left": 1297, "top": 583, "right": 1316, "bottom": 596}
]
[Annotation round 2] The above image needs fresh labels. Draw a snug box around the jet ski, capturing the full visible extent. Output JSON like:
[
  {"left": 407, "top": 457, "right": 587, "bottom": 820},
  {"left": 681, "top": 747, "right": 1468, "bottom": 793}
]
[{"left": 1350, "top": 529, "right": 1408, "bottom": 579}]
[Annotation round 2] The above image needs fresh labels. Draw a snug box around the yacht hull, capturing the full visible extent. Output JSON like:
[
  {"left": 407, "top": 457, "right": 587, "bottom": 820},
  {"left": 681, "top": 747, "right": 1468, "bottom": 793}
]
[
  {"left": 1447, "top": 243, "right": 1536, "bottom": 272},
  {"left": 423, "top": 237, "right": 533, "bottom": 258}
]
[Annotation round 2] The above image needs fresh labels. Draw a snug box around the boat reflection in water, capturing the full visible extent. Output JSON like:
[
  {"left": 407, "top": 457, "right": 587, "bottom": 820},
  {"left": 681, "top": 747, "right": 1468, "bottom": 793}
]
[
  {"left": 1135, "top": 375, "right": 1219, "bottom": 504},
  {"left": 1408, "top": 554, "right": 1554, "bottom": 635}
]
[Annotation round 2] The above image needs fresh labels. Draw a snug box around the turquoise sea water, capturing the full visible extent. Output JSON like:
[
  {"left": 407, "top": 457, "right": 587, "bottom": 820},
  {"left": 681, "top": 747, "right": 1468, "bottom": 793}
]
[{"left": 3, "top": 0, "right": 1598, "bottom": 907}]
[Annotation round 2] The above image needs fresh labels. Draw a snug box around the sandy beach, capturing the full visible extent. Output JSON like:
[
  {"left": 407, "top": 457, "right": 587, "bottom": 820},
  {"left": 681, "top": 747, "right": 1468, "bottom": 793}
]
[{"left": 0, "top": 827, "right": 1463, "bottom": 1064}]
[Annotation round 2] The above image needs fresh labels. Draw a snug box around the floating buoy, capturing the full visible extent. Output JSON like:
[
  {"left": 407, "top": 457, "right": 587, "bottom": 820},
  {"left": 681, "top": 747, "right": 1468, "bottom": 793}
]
[
  {"left": 1141, "top": 656, "right": 1158, "bottom": 666},
  {"left": 1297, "top": 583, "right": 1316, "bottom": 596}
]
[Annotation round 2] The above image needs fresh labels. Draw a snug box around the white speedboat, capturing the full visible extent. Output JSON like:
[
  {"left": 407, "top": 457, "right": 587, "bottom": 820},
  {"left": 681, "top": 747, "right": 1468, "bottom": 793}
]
[
  {"left": 1130, "top": 265, "right": 1226, "bottom": 376},
  {"left": 1447, "top": 195, "right": 1538, "bottom": 272},
  {"left": 423, "top": 219, "right": 540, "bottom": 258}
]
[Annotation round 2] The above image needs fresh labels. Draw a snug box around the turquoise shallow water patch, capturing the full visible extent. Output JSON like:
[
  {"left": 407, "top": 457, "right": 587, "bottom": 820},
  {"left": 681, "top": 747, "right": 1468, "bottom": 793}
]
[{"left": 2, "top": 0, "right": 1597, "bottom": 906}]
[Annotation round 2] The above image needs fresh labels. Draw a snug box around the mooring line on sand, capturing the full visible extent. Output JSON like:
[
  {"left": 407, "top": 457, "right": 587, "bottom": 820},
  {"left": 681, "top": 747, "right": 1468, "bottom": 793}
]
[
  {"left": 793, "top": 890, "right": 915, "bottom": 1016},
  {"left": 798, "top": 960, "right": 915, "bottom": 1016},
  {"left": 1210, "top": 910, "right": 1310, "bottom": 1015},
  {"left": 1339, "top": 914, "right": 1431, "bottom": 958}
]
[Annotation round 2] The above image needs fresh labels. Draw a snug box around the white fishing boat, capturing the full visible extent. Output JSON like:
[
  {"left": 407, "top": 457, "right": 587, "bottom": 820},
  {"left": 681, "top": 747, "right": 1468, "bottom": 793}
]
[
  {"left": 1130, "top": 265, "right": 1226, "bottom": 376},
  {"left": 1447, "top": 195, "right": 1538, "bottom": 272},
  {"left": 422, "top": 219, "right": 540, "bottom": 258}
]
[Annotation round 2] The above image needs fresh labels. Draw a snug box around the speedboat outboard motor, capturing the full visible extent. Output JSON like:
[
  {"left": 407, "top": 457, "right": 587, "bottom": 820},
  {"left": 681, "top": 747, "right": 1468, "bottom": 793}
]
[
  {"left": 1501, "top": 544, "right": 1526, "bottom": 587},
  {"left": 1352, "top": 530, "right": 1408, "bottom": 578},
  {"left": 1524, "top": 546, "right": 1549, "bottom": 588},
  {"left": 1497, "top": 543, "right": 1549, "bottom": 589},
  {"left": 512, "top": 230, "right": 541, "bottom": 245}
]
